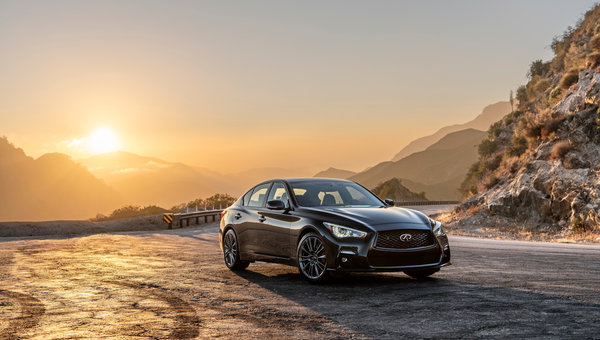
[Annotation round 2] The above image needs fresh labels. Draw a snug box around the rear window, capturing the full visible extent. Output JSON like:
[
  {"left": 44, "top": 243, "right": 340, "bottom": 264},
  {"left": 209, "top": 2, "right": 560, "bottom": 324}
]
[{"left": 242, "top": 189, "right": 253, "bottom": 206}]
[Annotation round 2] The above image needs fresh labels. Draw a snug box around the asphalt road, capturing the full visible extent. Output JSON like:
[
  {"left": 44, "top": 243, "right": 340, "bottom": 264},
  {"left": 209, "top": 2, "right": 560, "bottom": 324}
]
[{"left": 1, "top": 224, "right": 599, "bottom": 339}]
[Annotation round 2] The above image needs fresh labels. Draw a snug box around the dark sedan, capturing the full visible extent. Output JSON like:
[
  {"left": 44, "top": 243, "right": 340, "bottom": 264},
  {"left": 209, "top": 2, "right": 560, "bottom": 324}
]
[{"left": 219, "top": 178, "right": 450, "bottom": 282}]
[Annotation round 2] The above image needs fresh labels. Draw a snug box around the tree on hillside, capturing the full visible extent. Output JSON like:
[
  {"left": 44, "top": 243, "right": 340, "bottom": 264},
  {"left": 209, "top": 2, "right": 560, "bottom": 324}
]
[
  {"left": 509, "top": 90, "right": 514, "bottom": 113},
  {"left": 527, "top": 59, "right": 550, "bottom": 79}
]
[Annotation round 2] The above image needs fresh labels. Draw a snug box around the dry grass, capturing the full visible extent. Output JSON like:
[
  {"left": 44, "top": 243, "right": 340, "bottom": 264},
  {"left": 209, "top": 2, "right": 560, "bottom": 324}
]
[
  {"left": 533, "top": 78, "right": 550, "bottom": 93},
  {"left": 587, "top": 52, "right": 600, "bottom": 68},
  {"left": 590, "top": 34, "right": 600, "bottom": 51},
  {"left": 541, "top": 117, "right": 563, "bottom": 139},
  {"left": 550, "top": 140, "right": 572, "bottom": 159},
  {"left": 559, "top": 70, "right": 579, "bottom": 89}
]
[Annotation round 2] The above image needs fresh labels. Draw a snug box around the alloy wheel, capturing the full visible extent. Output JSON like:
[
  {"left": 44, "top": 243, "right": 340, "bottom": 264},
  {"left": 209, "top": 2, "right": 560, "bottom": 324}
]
[
  {"left": 223, "top": 230, "right": 238, "bottom": 268},
  {"left": 298, "top": 235, "right": 327, "bottom": 280}
]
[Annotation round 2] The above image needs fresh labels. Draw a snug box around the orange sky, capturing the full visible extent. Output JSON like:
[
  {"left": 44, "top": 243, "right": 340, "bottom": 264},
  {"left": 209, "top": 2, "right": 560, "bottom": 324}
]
[{"left": 1, "top": 1, "right": 596, "bottom": 174}]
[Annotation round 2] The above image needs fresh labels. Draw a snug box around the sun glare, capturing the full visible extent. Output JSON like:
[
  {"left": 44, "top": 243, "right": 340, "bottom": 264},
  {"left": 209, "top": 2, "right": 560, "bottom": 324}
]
[{"left": 88, "top": 127, "right": 120, "bottom": 155}]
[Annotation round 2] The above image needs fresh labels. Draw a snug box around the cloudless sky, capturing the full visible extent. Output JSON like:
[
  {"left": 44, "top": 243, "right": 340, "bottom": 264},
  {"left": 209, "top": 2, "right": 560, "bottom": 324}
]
[{"left": 0, "top": 0, "right": 596, "bottom": 173}]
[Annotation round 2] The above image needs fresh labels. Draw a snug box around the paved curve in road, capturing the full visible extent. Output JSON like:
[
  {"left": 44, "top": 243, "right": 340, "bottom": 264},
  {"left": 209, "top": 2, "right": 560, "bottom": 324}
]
[{"left": 0, "top": 223, "right": 598, "bottom": 339}]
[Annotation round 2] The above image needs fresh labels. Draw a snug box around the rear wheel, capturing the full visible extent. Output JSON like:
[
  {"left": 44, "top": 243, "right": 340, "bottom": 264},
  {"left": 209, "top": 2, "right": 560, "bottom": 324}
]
[
  {"left": 403, "top": 268, "right": 439, "bottom": 279},
  {"left": 297, "top": 232, "right": 329, "bottom": 283},
  {"left": 223, "top": 229, "right": 249, "bottom": 270}
]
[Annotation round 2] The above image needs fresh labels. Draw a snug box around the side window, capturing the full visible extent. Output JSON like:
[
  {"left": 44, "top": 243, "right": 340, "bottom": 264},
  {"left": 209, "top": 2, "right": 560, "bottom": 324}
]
[
  {"left": 242, "top": 189, "right": 253, "bottom": 206},
  {"left": 248, "top": 183, "right": 270, "bottom": 207},
  {"left": 267, "top": 182, "right": 289, "bottom": 206}
]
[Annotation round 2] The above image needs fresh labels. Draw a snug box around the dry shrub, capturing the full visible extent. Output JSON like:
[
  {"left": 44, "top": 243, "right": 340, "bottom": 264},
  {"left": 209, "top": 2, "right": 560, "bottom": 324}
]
[
  {"left": 559, "top": 70, "right": 579, "bottom": 89},
  {"left": 588, "top": 52, "right": 600, "bottom": 68},
  {"left": 524, "top": 124, "right": 542, "bottom": 139},
  {"left": 590, "top": 34, "right": 600, "bottom": 51},
  {"left": 550, "top": 140, "right": 572, "bottom": 159},
  {"left": 504, "top": 157, "right": 521, "bottom": 174},
  {"left": 541, "top": 117, "right": 564, "bottom": 139},
  {"left": 534, "top": 78, "right": 550, "bottom": 93},
  {"left": 507, "top": 136, "right": 528, "bottom": 157}
]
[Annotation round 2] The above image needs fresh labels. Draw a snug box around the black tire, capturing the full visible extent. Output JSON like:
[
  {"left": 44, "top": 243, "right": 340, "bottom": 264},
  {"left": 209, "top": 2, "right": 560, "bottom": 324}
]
[
  {"left": 223, "top": 229, "right": 249, "bottom": 270},
  {"left": 297, "top": 232, "right": 329, "bottom": 283},
  {"left": 403, "top": 268, "right": 439, "bottom": 279}
]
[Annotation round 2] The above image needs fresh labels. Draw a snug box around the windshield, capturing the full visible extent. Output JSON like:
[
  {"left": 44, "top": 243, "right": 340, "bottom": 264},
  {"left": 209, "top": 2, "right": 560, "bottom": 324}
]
[{"left": 290, "top": 181, "right": 383, "bottom": 208}]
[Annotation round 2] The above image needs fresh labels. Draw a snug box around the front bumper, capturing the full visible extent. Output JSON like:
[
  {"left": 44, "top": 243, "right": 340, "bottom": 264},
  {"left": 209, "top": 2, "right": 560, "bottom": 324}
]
[{"left": 326, "top": 230, "right": 451, "bottom": 272}]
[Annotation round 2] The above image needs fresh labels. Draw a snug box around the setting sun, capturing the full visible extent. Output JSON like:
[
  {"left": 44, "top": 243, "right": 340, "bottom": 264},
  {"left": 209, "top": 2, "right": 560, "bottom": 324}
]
[{"left": 88, "top": 127, "right": 120, "bottom": 155}]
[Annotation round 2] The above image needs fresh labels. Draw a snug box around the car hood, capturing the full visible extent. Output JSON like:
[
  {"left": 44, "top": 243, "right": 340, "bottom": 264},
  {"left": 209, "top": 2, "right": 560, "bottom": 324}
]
[{"left": 302, "top": 206, "right": 430, "bottom": 229}]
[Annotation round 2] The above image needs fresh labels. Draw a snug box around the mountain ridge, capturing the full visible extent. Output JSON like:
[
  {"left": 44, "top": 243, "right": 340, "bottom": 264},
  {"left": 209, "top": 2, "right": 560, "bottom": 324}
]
[{"left": 391, "top": 101, "right": 511, "bottom": 161}]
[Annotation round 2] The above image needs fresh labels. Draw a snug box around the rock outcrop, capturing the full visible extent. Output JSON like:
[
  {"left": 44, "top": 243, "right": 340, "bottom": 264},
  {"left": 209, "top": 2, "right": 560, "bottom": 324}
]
[{"left": 445, "top": 69, "right": 600, "bottom": 239}]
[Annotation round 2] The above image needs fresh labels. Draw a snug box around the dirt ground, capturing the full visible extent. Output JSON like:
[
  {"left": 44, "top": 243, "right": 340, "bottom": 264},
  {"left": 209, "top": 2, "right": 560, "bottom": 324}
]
[{"left": 1, "top": 223, "right": 599, "bottom": 339}]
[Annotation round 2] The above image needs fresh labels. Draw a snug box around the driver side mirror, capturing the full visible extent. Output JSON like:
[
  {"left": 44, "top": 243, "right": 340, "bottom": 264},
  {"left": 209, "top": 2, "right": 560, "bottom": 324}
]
[
  {"left": 384, "top": 199, "right": 395, "bottom": 207},
  {"left": 266, "top": 199, "right": 286, "bottom": 210}
]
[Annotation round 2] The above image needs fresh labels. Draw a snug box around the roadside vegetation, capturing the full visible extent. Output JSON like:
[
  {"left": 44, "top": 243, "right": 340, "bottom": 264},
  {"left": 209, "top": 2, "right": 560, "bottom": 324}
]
[{"left": 91, "top": 193, "right": 237, "bottom": 222}]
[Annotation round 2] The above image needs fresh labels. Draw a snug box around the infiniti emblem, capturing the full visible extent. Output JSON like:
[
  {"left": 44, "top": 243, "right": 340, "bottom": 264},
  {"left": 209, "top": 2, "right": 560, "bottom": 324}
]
[{"left": 399, "top": 233, "right": 412, "bottom": 242}]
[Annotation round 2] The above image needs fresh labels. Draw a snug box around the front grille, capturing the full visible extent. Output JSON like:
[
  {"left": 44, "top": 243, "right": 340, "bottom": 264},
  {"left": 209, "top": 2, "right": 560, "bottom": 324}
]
[{"left": 375, "top": 230, "right": 435, "bottom": 249}]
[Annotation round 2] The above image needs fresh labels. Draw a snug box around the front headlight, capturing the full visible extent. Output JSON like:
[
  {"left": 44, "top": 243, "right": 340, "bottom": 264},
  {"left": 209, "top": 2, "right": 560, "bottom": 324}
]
[
  {"left": 429, "top": 218, "right": 445, "bottom": 237},
  {"left": 324, "top": 222, "right": 367, "bottom": 239}
]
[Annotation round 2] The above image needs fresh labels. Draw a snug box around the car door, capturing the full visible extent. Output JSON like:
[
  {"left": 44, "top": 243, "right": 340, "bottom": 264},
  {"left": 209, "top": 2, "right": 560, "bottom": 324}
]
[
  {"left": 254, "top": 181, "right": 298, "bottom": 258},
  {"left": 241, "top": 182, "right": 272, "bottom": 255}
]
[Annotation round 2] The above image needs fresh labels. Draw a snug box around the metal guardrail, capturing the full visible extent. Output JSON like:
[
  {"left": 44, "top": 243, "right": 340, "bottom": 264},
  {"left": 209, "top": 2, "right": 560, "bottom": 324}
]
[
  {"left": 163, "top": 209, "right": 223, "bottom": 229},
  {"left": 395, "top": 200, "right": 459, "bottom": 206}
]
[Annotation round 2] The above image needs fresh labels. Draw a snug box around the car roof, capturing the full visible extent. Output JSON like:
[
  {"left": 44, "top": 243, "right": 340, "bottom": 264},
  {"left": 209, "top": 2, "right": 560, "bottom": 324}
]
[{"left": 277, "top": 177, "right": 354, "bottom": 184}]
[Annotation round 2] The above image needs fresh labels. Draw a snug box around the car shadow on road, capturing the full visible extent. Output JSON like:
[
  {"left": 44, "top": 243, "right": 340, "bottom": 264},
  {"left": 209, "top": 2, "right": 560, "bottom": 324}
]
[{"left": 233, "top": 267, "right": 600, "bottom": 338}]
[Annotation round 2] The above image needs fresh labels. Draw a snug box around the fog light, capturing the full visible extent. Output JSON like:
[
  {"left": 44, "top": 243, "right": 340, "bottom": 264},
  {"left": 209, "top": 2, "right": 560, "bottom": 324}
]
[{"left": 341, "top": 257, "right": 348, "bottom": 263}]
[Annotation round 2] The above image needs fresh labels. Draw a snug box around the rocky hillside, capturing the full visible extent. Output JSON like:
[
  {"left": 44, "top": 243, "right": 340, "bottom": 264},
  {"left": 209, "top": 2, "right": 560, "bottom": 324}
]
[
  {"left": 444, "top": 5, "right": 600, "bottom": 241},
  {"left": 371, "top": 178, "right": 427, "bottom": 202}
]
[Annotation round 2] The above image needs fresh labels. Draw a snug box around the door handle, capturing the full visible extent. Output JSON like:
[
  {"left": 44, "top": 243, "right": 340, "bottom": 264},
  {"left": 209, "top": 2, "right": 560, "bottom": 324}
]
[
  {"left": 234, "top": 213, "right": 242, "bottom": 219},
  {"left": 258, "top": 215, "right": 266, "bottom": 223}
]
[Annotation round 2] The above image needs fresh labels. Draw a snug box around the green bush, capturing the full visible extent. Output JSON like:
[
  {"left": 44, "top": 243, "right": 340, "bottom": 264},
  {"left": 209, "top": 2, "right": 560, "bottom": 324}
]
[
  {"left": 549, "top": 87, "right": 562, "bottom": 100},
  {"left": 488, "top": 121, "right": 504, "bottom": 138},
  {"left": 507, "top": 136, "right": 528, "bottom": 157},
  {"left": 92, "top": 205, "right": 168, "bottom": 221},
  {"left": 516, "top": 85, "right": 529, "bottom": 107},
  {"left": 527, "top": 59, "right": 550, "bottom": 79},
  {"left": 478, "top": 139, "right": 497, "bottom": 156}
]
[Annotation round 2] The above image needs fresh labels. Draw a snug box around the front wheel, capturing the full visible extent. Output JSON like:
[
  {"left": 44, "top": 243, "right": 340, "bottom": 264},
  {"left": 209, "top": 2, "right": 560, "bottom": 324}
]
[
  {"left": 403, "top": 268, "right": 439, "bottom": 279},
  {"left": 223, "top": 229, "right": 249, "bottom": 270},
  {"left": 297, "top": 232, "right": 329, "bottom": 283}
]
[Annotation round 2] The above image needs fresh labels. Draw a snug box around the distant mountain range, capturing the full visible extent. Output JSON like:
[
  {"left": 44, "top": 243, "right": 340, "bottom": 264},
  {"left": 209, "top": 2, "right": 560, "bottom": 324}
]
[
  {"left": 391, "top": 101, "right": 510, "bottom": 161},
  {"left": 79, "top": 153, "right": 311, "bottom": 208},
  {"left": 313, "top": 167, "right": 357, "bottom": 179},
  {"left": 0, "top": 137, "right": 122, "bottom": 221},
  {"left": 350, "top": 129, "right": 487, "bottom": 199},
  {"left": 312, "top": 102, "right": 508, "bottom": 199},
  {"left": 78, "top": 151, "right": 228, "bottom": 208},
  {"left": 0, "top": 139, "right": 311, "bottom": 221}
]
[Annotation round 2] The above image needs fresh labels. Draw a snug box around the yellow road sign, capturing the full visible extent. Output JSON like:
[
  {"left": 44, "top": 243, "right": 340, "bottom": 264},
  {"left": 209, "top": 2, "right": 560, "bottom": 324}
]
[{"left": 163, "top": 214, "right": 173, "bottom": 224}]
